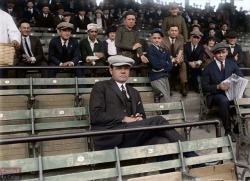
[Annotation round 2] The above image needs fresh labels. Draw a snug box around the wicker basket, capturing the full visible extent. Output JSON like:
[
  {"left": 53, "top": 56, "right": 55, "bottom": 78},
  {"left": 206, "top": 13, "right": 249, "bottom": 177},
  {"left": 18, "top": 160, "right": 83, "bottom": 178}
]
[{"left": 0, "top": 43, "right": 15, "bottom": 66}]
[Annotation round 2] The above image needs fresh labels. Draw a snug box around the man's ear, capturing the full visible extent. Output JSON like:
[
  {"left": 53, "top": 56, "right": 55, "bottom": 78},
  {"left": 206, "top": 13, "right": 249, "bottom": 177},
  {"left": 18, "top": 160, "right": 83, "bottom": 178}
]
[{"left": 109, "top": 67, "right": 112, "bottom": 75}]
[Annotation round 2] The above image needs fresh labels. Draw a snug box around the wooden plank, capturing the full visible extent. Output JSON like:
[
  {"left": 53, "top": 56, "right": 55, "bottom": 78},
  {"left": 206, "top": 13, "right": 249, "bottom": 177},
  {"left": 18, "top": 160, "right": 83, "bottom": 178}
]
[
  {"left": 127, "top": 172, "right": 182, "bottom": 181},
  {"left": 0, "top": 124, "right": 31, "bottom": 133},
  {"left": 35, "top": 120, "right": 89, "bottom": 130},
  {"left": 0, "top": 110, "right": 31, "bottom": 120}
]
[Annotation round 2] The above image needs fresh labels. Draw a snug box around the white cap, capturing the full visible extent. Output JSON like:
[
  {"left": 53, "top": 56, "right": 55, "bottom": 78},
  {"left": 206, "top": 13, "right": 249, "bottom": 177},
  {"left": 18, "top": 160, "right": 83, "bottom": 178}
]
[
  {"left": 108, "top": 55, "right": 135, "bottom": 66},
  {"left": 87, "top": 23, "right": 98, "bottom": 31}
]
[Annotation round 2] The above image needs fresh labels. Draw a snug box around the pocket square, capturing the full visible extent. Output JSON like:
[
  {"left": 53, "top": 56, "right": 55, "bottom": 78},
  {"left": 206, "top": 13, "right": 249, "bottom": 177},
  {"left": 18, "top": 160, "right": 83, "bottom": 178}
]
[{"left": 138, "top": 101, "right": 141, "bottom": 105}]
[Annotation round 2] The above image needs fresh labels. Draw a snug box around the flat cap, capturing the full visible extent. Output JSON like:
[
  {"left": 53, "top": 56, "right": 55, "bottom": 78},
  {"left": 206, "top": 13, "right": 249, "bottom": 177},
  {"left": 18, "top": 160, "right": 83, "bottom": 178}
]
[
  {"left": 108, "top": 55, "right": 134, "bottom": 66},
  {"left": 87, "top": 23, "right": 97, "bottom": 31},
  {"left": 169, "top": 2, "right": 179, "bottom": 9},
  {"left": 57, "top": 22, "right": 74, "bottom": 30},
  {"left": 62, "top": 11, "right": 71, "bottom": 16},
  {"left": 211, "top": 42, "right": 229, "bottom": 53},
  {"left": 150, "top": 28, "right": 164, "bottom": 37},
  {"left": 190, "top": 30, "right": 203, "bottom": 37},
  {"left": 95, "top": 9, "right": 103, "bottom": 15},
  {"left": 227, "top": 31, "right": 238, "bottom": 38}
]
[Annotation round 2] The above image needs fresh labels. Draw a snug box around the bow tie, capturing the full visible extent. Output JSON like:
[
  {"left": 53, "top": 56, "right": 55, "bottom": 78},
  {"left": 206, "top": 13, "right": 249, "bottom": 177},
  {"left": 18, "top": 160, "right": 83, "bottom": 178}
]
[{"left": 231, "top": 45, "right": 235, "bottom": 48}]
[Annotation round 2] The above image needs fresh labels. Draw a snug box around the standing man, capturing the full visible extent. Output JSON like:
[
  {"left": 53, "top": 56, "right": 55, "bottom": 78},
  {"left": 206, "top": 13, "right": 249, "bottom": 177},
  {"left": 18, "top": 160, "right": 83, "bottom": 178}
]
[
  {"left": 161, "top": 3, "right": 188, "bottom": 42},
  {"left": 184, "top": 30, "right": 204, "bottom": 93},
  {"left": 79, "top": 23, "right": 106, "bottom": 77},
  {"left": 0, "top": 9, "right": 20, "bottom": 78},
  {"left": 162, "top": 25, "right": 188, "bottom": 96},
  {"left": 90, "top": 55, "right": 204, "bottom": 172},
  {"left": 115, "top": 11, "right": 148, "bottom": 66},
  {"left": 202, "top": 43, "right": 243, "bottom": 142},
  {"left": 16, "top": 19, "right": 48, "bottom": 78},
  {"left": 48, "top": 22, "right": 82, "bottom": 78}
]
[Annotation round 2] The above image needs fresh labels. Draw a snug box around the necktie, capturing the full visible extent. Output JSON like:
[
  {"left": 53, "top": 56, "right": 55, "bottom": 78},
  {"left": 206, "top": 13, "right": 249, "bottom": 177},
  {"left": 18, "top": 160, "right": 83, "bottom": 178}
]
[
  {"left": 24, "top": 38, "right": 33, "bottom": 57},
  {"left": 192, "top": 45, "right": 196, "bottom": 53},
  {"left": 221, "top": 62, "right": 224, "bottom": 72},
  {"left": 62, "top": 41, "right": 68, "bottom": 62},
  {"left": 158, "top": 46, "right": 163, "bottom": 52},
  {"left": 171, "top": 39, "right": 175, "bottom": 57},
  {"left": 121, "top": 85, "right": 128, "bottom": 100},
  {"left": 231, "top": 45, "right": 234, "bottom": 54},
  {"left": 63, "top": 41, "right": 67, "bottom": 49}
]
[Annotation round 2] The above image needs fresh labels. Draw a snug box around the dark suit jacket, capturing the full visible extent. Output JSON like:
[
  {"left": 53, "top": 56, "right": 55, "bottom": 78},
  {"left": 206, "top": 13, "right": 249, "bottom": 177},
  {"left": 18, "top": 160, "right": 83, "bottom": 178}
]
[
  {"left": 79, "top": 38, "right": 105, "bottom": 63},
  {"left": 90, "top": 79, "right": 145, "bottom": 147},
  {"left": 226, "top": 44, "right": 244, "bottom": 67},
  {"left": 216, "top": 30, "right": 228, "bottom": 41},
  {"left": 74, "top": 15, "right": 91, "bottom": 30},
  {"left": 184, "top": 42, "right": 204, "bottom": 65},
  {"left": 162, "top": 36, "right": 184, "bottom": 57},
  {"left": 22, "top": 8, "right": 39, "bottom": 23},
  {"left": 16, "top": 36, "right": 46, "bottom": 63},
  {"left": 36, "top": 13, "right": 54, "bottom": 28},
  {"left": 202, "top": 59, "right": 243, "bottom": 108},
  {"left": 48, "top": 36, "right": 80, "bottom": 66}
]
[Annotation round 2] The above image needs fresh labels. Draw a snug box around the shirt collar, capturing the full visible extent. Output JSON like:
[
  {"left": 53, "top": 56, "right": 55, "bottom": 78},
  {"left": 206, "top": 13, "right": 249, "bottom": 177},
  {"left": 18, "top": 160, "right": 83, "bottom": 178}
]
[
  {"left": 60, "top": 38, "right": 68, "bottom": 46},
  {"left": 88, "top": 36, "right": 98, "bottom": 44},
  {"left": 116, "top": 82, "right": 126, "bottom": 90}
]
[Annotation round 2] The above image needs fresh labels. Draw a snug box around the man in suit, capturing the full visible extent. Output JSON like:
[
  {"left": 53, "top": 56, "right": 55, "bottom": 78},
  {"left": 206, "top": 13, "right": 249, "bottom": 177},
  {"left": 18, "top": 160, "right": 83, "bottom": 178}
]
[
  {"left": 103, "top": 8, "right": 114, "bottom": 28},
  {"left": 79, "top": 23, "right": 106, "bottom": 77},
  {"left": 90, "top": 55, "right": 204, "bottom": 172},
  {"left": 202, "top": 43, "right": 243, "bottom": 142},
  {"left": 216, "top": 22, "right": 229, "bottom": 42},
  {"left": 53, "top": 4, "right": 64, "bottom": 28},
  {"left": 48, "top": 22, "right": 82, "bottom": 78},
  {"left": 16, "top": 19, "right": 48, "bottom": 78},
  {"left": 226, "top": 31, "right": 244, "bottom": 68},
  {"left": 22, "top": 0, "right": 39, "bottom": 26},
  {"left": 162, "top": 25, "right": 188, "bottom": 96},
  {"left": 184, "top": 30, "right": 204, "bottom": 92},
  {"left": 74, "top": 6, "right": 91, "bottom": 30},
  {"left": 36, "top": 4, "right": 54, "bottom": 28}
]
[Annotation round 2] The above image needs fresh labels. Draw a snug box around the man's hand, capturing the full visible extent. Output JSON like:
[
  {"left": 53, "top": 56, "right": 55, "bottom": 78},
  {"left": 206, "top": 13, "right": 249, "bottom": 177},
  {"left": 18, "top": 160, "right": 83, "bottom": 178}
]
[
  {"left": 141, "top": 55, "right": 148, "bottom": 63},
  {"left": 133, "top": 43, "right": 142, "bottom": 50},
  {"left": 188, "top": 61, "right": 197, "bottom": 68},
  {"left": 217, "top": 83, "right": 230, "bottom": 91},
  {"left": 94, "top": 52, "right": 104, "bottom": 59},
  {"left": 11, "top": 40, "right": 20, "bottom": 49},
  {"left": 234, "top": 54, "right": 238, "bottom": 61},
  {"left": 122, "top": 113, "right": 143, "bottom": 123}
]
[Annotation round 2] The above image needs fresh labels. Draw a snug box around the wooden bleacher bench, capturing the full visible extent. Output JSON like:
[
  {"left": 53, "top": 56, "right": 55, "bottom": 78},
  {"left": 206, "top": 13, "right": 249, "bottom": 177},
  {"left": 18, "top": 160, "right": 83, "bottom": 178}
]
[
  {"left": 234, "top": 97, "right": 250, "bottom": 165},
  {"left": 0, "top": 136, "right": 249, "bottom": 180}
]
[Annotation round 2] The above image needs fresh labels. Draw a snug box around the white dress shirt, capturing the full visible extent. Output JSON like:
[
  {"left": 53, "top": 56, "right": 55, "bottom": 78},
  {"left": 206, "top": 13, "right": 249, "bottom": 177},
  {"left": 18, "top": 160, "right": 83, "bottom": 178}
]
[
  {"left": 106, "top": 39, "right": 117, "bottom": 56},
  {"left": 0, "top": 9, "right": 21, "bottom": 44},
  {"left": 215, "top": 59, "right": 225, "bottom": 71},
  {"left": 22, "top": 36, "right": 36, "bottom": 62}
]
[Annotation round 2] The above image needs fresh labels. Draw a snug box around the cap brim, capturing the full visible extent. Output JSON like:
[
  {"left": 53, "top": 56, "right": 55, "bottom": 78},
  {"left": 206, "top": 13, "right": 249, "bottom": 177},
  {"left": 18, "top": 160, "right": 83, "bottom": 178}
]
[
  {"left": 112, "top": 63, "right": 132, "bottom": 66},
  {"left": 59, "top": 27, "right": 73, "bottom": 30},
  {"left": 212, "top": 48, "right": 227, "bottom": 53}
]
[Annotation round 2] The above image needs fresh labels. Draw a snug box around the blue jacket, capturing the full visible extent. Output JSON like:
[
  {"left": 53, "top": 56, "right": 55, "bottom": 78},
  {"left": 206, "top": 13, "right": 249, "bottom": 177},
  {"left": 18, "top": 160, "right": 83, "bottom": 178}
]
[{"left": 147, "top": 44, "right": 173, "bottom": 81}]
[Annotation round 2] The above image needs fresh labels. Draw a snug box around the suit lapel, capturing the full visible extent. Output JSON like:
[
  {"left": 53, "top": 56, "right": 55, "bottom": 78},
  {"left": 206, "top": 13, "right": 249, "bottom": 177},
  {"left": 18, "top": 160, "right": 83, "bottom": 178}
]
[
  {"left": 211, "top": 61, "right": 222, "bottom": 82},
  {"left": 30, "top": 36, "right": 36, "bottom": 54},
  {"left": 127, "top": 85, "right": 137, "bottom": 115},
  {"left": 109, "top": 79, "right": 127, "bottom": 106}
]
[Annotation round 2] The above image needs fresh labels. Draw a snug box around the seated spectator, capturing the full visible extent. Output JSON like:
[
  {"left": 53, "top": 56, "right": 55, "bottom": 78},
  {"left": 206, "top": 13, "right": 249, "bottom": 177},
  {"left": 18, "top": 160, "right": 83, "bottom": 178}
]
[
  {"left": 87, "top": 10, "right": 95, "bottom": 23},
  {"left": 3, "top": 0, "right": 21, "bottom": 23},
  {"left": 36, "top": 4, "right": 54, "bottom": 28},
  {"left": 184, "top": 30, "right": 204, "bottom": 93},
  {"left": 202, "top": 36, "right": 217, "bottom": 69},
  {"left": 94, "top": 9, "right": 107, "bottom": 32},
  {"left": 202, "top": 43, "right": 243, "bottom": 142},
  {"left": 217, "top": 22, "right": 230, "bottom": 42},
  {"left": 103, "top": 8, "right": 114, "bottom": 28},
  {"left": 90, "top": 55, "right": 205, "bottom": 172},
  {"left": 79, "top": 23, "right": 106, "bottom": 77},
  {"left": 103, "top": 25, "right": 120, "bottom": 58},
  {"left": 48, "top": 22, "right": 83, "bottom": 78},
  {"left": 74, "top": 6, "right": 91, "bottom": 30},
  {"left": 226, "top": 31, "right": 244, "bottom": 68},
  {"left": 15, "top": 19, "right": 48, "bottom": 78},
  {"left": 53, "top": 4, "right": 65, "bottom": 28},
  {"left": 22, "top": 0, "right": 39, "bottom": 26}
]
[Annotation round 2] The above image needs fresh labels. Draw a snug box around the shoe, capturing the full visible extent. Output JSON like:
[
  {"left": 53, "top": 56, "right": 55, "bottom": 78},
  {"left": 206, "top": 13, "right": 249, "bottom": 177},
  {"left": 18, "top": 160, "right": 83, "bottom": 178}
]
[
  {"left": 154, "top": 92, "right": 164, "bottom": 103},
  {"left": 225, "top": 130, "right": 236, "bottom": 142},
  {"left": 233, "top": 123, "right": 239, "bottom": 134}
]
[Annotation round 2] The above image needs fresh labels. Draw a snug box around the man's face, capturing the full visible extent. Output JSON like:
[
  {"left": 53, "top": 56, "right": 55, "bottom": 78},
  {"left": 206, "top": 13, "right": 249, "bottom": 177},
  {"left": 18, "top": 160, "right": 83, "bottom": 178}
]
[
  {"left": 108, "top": 32, "right": 116, "bottom": 40},
  {"left": 221, "top": 24, "right": 228, "bottom": 31},
  {"left": 104, "top": 10, "right": 109, "bottom": 15},
  {"left": 57, "top": 8, "right": 64, "bottom": 15},
  {"left": 170, "top": 8, "right": 179, "bottom": 16},
  {"left": 214, "top": 49, "right": 228, "bottom": 62},
  {"left": 88, "top": 28, "right": 97, "bottom": 41},
  {"left": 19, "top": 23, "right": 31, "bottom": 37},
  {"left": 124, "top": 15, "right": 136, "bottom": 29},
  {"left": 150, "top": 33, "right": 162, "bottom": 46},
  {"left": 63, "top": 15, "right": 71, "bottom": 22},
  {"left": 109, "top": 65, "right": 130, "bottom": 83},
  {"left": 60, "top": 28, "right": 72, "bottom": 40},
  {"left": 227, "top": 37, "right": 237, "bottom": 45},
  {"left": 42, "top": 6, "right": 50, "bottom": 14},
  {"left": 168, "top": 26, "right": 179, "bottom": 38},
  {"left": 79, "top": 10, "right": 85, "bottom": 16},
  {"left": 190, "top": 35, "right": 201, "bottom": 45},
  {"left": 27, "top": 2, "right": 33, "bottom": 8}
]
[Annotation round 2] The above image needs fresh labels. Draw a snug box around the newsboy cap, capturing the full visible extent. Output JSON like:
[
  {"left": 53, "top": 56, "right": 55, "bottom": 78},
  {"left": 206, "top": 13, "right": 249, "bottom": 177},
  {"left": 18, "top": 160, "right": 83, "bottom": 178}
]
[
  {"left": 211, "top": 42, "right": 229, "bottom": 53},
  {"left": 62, "top": 11, "right": 71, "bottom": 16},
  {"left": 190, "top": 30, "right": 203, "bottom": 38},
  {"left": 108, "top": 55, "right": 135, "bottom": 66},
  {"left": 150, "top": 28, "right": 164, "bottom": 37},
  {"left": 57, "top": 22, "right": 74, "bottom": 30},
  {"left": 227, "top": 31, "right": 238, "bottom": 38},
  {"left": 87, "top": 23, "right": 97, "bottom": 31},
  {"left": 169, "top": 2, "right": 179, "bottom": 9},
  {"left": 95, "top": 9, "right": 103, "bottom": 15}
]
